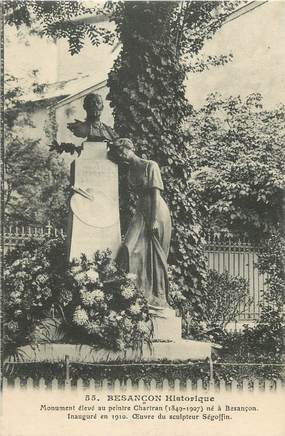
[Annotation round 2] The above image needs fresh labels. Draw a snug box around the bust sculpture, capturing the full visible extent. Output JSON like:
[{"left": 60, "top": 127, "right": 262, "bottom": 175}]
[{"left": 67, "top": 93, "right": 117, "bottom": 142}]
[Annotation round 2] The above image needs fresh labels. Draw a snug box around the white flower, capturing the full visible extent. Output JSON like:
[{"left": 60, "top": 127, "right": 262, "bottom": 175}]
[
  {"left": 73, "top": 306, "right": 89, "bottom": 326},
  {"left": 15, "top": 271, "right": 27, "bottom": 279},
  {"left": 121, "top": 287, "right": 134, "bottom": 299},
  {"left": 10, "top": 291, "right": 22, "bottom": 303},
  {"left": 129, "top": 303, "right": 141, "bottom": 315},
  {"left": 74, "top": 271, "right": 86, "bottom": 284},
  {"left": 109, "top": 310, "right": 117, "bottom": 321},
  {"left": 4, "top": 268, "right": 11, "bottom": 277},
  {"left": 16, "top": 283, "right": 24, "bottom": 292},
  {"left": 85, "top": 269, "right": 99, "bottom": 282},
  {"left": 87, "top": 322, "right": 101, "bottom": 334},
  {"left": 137, "top": 321, "right": 150, "bottom": 334},
  {"left": 36, "top": 274, "right": 49, "bottom": 284},
  {"left": 71, "top": 265, "right": 82, "bottom": 275},
  {"left": 124, "top": 318, "right": 133, "bottom": 329},
  {"left": 126, "top": 273, "right": 137, "bottom": 281},
  {"left": 12, "top": 260, "right": 21, "bottom": 267},
  {"left": 93, "top": 289, "right": 104, "bottom": 302},
  {"left": 7, "top": 321, "right": 18, "bottom": 332},
  {"left": 80, "top": 289, "right": 95, "bottom": 307}
]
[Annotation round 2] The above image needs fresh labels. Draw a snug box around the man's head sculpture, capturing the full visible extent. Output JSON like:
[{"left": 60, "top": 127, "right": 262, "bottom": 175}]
[
  {"left": 83, "top": 93, "right": 104, "bottom": 122},
  {"left": 66, "top": 92, "right": 117, "bottom": 141}
]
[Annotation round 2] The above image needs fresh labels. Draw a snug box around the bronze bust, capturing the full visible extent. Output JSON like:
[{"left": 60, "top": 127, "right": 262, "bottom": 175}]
[{"left": 67, "top": 93, "right": 117, "bottom": 142}]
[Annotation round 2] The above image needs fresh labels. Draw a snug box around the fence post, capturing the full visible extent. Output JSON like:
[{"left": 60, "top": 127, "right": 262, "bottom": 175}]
[
  {"left": 65, "top": 355, "right": 71, "bottom": 388},
  {"left": 46, "top": 221, "right": 52, "bottom": 237},
  {"left": 209, "top": 356, "right": 214, "bottom": 385}
]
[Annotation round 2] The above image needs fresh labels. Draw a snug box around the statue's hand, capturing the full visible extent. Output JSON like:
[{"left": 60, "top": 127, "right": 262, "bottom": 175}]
[
  {"left": 67, "top": 119, "right": 87, "bottom": 138},
  {"left": 151, "top": 219, "right": 159, "bottom": 238}
]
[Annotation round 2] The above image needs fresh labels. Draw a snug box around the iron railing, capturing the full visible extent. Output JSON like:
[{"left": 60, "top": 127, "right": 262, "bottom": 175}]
[{"left": 4, "top": 224, "right": 267, "bottom": 321}]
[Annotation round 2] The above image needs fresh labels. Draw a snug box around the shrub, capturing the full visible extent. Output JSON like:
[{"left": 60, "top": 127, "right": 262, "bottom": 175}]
[
  {"left": 169, "top": 268, "right": 249, "bottom": 342},
  {"left": 4, "top": 238, "right": 152, "bottom": 358},
  {"left": 68, "top": 250, "right": 152, "bottom": 352},
  {"left": 4, "top": 235, "right": 73, "bottom": 358},
  {"left": 215, "top": 231, "right": 285, "bottom": 380}
]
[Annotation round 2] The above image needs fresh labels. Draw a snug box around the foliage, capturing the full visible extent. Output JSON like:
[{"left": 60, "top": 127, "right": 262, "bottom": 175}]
[
  {"left": 251, "top": 231, "right": 285, "bottom": 363},
  {"left": 226, "top": 309, "right": 283, "bottom": 364},
  {"left": 189, "top": 270, "right": 249, "bottom": 339},
  {"left": 4, "top": 0, "right": 115, "bottom": 55},
  {"left": 4, "top": 74, "right": 70, "bottom": 228},
  {"left": 69, "top": 252, "right": 152, "bottom": 352},
  {"left": 49, "top": 139, "right": 83, "bottom": 157},
  {"left": 4, "top": 358, "right": 282, "bottom": 384},
  {"left": 3, "top": 360, "right": 212, "bottom": 385},
  {"left": 257, "top": 231, "right": 285, "bottom": 308},
  {"left": 217, "top": 309, "right": 284, "bottom": 380},
  {"left": 3, "top": 235, "right": 74, "bottom": 358},
  {"left": 170, "top": 268, "right": 249, "bottom": 342},
  {"left": 186, "top": 93, "right": 285, "bottom": 239},
  {"left": 4, "top": 238, "right": 153, "bottom": 358},
  {"left": 4, "top": 1, "right": 238, "bottom": 66},
  {"left": 211, "top": 232, "right": 285, "bottom": 377}
]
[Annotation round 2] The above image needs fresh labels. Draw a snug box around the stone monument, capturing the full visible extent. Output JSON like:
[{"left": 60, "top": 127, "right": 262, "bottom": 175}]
[
  {"left": 66, "top": 93, "right": 120, "bottom": 261},
  {"left": 63, "top": 98, "right": 221, "bottom": 364}
]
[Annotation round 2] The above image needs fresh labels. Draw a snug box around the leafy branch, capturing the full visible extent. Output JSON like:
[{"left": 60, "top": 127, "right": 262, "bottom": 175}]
[{"left": 49, "top": 140, "right": 83, "bottom": 157}]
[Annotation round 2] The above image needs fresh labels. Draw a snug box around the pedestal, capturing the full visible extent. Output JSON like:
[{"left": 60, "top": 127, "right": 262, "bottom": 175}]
[
  {"left": 150, "top": 306, "right": 182, "bottom": 341},
  {"left": 67, "top": 142, "right": 121, "bottom": 260}
]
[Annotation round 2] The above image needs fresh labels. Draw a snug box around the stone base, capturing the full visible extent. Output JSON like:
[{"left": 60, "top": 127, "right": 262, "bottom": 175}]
[
  {"left": 149, "top": 306, "right": 182, "bottom": 341},
  {"left": 5, "top": 341, "right": 221, "bottom": 364}
]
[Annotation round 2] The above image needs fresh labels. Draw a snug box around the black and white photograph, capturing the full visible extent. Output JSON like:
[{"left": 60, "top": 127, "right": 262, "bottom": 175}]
[{"left": 1, "top": 1, "right": 284, "bottom": 435}]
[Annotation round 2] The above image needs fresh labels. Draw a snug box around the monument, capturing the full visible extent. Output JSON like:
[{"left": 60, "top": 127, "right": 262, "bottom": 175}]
[
  {"left": 7, "top": 96, "right": 221, "bottom": 370},
  {"left": 64, "top": 96, "right": 220, "bottom": 361},
  {"left": 66, "top": 93, "right": 121, "bottom": 261}
]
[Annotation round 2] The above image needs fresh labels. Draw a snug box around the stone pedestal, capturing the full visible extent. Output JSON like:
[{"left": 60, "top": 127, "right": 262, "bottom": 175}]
[
  {"left": 150, "top": 306, "right": 182, "bottom": 341},
  {"left": 13, "top": 341, "right": 221, "bottom": 364},
  {"left": 67, "top": 142, "right": 121, "bottom": 261}
]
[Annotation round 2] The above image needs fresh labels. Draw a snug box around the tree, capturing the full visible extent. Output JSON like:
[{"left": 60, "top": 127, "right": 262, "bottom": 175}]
[
  {"left": 107, "top": 1, "right": 238, "bottom": 315},
  {"left": 185, "top": 93, "right": 285, "bottom": 240},
  {"left": 4, "top": 0, "right": 244, "bottom": 316},
  {"left": 4, "top": 75, "right": 70, "bottom": 228}
]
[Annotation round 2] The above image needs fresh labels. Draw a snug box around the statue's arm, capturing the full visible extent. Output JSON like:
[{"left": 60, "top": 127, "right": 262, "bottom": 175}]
[{"left": 150, "top": 188, "right": 160, "bottom": 236}]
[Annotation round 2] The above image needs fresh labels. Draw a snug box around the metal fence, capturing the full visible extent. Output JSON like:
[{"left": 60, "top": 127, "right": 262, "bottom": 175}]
[
  {"left": 4, "top": 225, "right": 267, "bottom": 321},
  {"left": 205, "top": 235, "right": 267, "bottom": 321},
  {"left": 3, "top": 223, "right": 64, "bottom": 253}
]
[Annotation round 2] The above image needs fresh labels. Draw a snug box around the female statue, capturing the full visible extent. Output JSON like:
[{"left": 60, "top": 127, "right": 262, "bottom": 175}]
[{"left": 112, "top": 138, "right": 172, "bottom": 308}]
